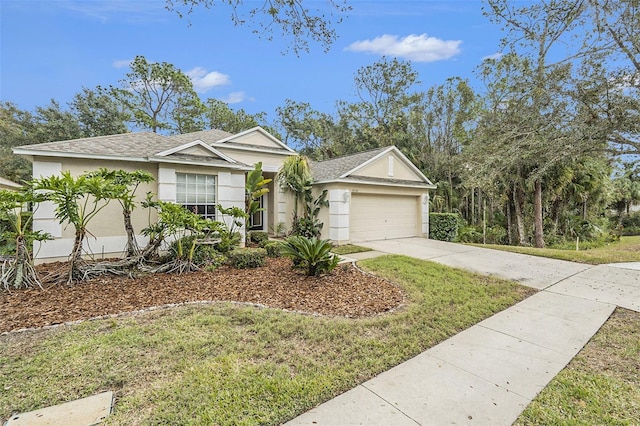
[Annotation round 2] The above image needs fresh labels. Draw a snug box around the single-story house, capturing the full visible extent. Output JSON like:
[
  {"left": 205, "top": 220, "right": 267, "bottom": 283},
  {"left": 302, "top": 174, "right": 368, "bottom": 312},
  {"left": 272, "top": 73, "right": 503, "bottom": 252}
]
[
  {"left": 13, "top": 127, "right": 435, "bottom": 262},
  {"left": 0, "top": 177, "right": 22, "bottom": 191}
]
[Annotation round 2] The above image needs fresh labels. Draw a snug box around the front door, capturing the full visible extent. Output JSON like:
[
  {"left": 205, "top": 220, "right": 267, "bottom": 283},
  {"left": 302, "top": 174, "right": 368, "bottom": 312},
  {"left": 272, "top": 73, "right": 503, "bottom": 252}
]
[{"left": 249, "top": 195, "right": 264, "bottom": 231}]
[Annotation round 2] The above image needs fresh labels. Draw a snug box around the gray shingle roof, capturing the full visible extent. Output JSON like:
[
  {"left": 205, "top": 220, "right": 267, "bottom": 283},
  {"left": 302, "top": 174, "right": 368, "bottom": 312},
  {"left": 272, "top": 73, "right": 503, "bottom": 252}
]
[
  {"left": 17, "top": 132, "right": 173, "bottom": 158},
  {"left": 310, "top": 147, "right": 389, "bottom": 182},
  {"left": 168, "top": 129, "right": 233, "bottom": 145}
]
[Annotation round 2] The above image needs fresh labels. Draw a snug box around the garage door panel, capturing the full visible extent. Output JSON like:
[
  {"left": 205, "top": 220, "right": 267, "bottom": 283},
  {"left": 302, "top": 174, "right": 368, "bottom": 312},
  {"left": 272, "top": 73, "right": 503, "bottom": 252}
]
[{"left": 350, "top": 194, "right": 418, "bottom": 242}]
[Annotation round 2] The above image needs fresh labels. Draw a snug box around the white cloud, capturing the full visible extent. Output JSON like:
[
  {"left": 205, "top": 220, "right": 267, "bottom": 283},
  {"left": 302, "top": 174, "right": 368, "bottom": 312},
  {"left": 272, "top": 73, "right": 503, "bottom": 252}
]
[
  {"left": 113, "top": 59, "right": 133, "bottom": 69},
  {"left": 345, "top": 34, "right": 462, "bottom": 62},
  {"left": 482, "top": 52, "right": 503, "bottom": 61},
  {"left": 59, "top": 0, "right": 167, "bottom": 24},
  {"left": 186, "top": 67, "right": 231, "bottom": 93},
  {"left": 221, "top": 92, "right": 251, "bottom": 104}
]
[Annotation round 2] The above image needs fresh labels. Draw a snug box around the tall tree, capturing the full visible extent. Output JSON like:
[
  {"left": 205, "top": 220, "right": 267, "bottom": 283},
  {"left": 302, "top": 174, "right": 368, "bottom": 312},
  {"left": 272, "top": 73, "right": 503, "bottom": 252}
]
[
  {"left": 276, "top": 99, "right": 349, "bottom": 159},
  {"left": 412, "top": 77, "right": 478, "bottom": 213},
  {"left": 481, "top": 0, "right": 596, "bottom": 247},
  {"left": 165, "top": 0, "right": 351, "bottom": 54},
  {"left": 0, "top": 102, "right": 36, "bottom": 182},
  {"left": 205, "top": 99, "right": 268, "bottom": 134},
  {"left": 338, "top": 57, "right": 422, "bottom": 150},
  {"left": 70, "top": 87, "right": 129, "bottom": 137},
  {"left": 111, "top": 56, "right": 203, "bottom": 134}
]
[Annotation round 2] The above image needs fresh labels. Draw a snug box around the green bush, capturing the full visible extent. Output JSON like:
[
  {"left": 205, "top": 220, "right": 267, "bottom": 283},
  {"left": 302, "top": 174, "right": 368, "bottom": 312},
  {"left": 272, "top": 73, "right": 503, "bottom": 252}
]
[
  {"left": 429, "top": 213, "right": 459, "bottom": 242},
  {"left": 248, "top": 231, "right": 269, "bottom": 246},
  {"left": 168, "top": 235, "right": 217, "bottom": 265},
  {"left": 457, "top": 226, "right": 482, "bottom": 243},
  {"left": 214, "top": 231, "right": 242, "bottom": 255},
  {"left": 616, "top": 212, "right": 640, "bottom": 236},
  {"left": 263, "top": 241, "right": 283, "bottom": 258},
  {"left": 280, "top": 236, "right": 338, "bottom": 276},
  {"left": 229, "top": 247, "right": 266, "bottom": 269}
]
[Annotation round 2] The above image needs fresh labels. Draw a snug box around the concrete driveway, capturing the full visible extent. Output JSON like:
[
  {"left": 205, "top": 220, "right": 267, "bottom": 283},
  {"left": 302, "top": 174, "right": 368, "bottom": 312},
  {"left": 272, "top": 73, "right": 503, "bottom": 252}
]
[
  {"left": 360, "top": 237, "right": 640, "bottom": 311},
  {"left": 287, "top": 238, "right": 640, "bottom": 425}
]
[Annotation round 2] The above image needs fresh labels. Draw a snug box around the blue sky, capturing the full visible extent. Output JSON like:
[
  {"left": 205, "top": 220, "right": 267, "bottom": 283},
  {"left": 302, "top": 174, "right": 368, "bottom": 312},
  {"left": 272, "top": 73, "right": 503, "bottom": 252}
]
[{"left": 0, "top": 0, "right": 505, "bottom": 121}]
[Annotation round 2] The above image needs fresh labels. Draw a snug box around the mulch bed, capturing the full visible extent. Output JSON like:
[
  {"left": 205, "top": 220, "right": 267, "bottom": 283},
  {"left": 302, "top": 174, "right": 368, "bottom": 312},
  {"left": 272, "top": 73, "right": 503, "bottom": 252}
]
[{"left": 0, "top": 257, "right": 405, "bottom": 333}]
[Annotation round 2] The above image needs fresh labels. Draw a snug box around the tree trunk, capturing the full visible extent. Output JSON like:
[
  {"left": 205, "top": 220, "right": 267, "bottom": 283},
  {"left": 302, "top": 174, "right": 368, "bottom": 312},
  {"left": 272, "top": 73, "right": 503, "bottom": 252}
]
[
  {"left": 69, "top": 229, "right": 85, "bottom": 282},
  {"left": 513, "top": 181, "right": 526, "bottom": 246},
  {"left": 506, "top": 190, "right": 513, "bottom": 245},
  {"left": 123, "top": 209, "right": 139, "bottom": 257},
  {"left": 534, "top": 179, "right": 545, "bottom": 248}
]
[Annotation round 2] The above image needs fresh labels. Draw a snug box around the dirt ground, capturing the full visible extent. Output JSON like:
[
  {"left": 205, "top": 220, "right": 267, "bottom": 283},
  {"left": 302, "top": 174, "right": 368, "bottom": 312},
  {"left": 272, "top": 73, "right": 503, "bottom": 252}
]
[{"left": 0, "top": 257, "right": 405, "bottom": 333}]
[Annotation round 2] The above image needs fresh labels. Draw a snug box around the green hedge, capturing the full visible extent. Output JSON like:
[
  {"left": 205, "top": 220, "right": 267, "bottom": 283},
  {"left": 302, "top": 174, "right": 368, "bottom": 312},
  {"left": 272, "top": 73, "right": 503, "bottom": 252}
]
[
  {"left": 263, "top": 241, "right": 283, "bottom": 258},
  {"left": 229, "top": 247, "right": 267, "bottom": 268},
  {"left": 429, "top": 213, "right": 459, "bottom": 242}
]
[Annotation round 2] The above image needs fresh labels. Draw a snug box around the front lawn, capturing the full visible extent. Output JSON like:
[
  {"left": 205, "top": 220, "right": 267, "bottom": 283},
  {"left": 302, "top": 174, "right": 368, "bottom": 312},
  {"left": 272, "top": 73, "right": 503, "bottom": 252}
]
[
  {"left": 516, "top": 308, "right": 640, "bottom": 425},
  {"left": 474, "top": 235, "right": 640, "bottom": 264},
  {"left": 0, "top": 255, "right": 533, "bottom": 425}
]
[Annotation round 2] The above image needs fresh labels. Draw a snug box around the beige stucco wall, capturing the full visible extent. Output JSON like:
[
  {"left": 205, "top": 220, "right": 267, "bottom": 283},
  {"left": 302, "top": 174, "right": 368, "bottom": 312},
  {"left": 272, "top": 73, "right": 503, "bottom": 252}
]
[
  {"left": 352, "top": 151, "right": 422, "bottom": 182},
  {"left": 215, "top": 148, "right": 293, "bottom": 173},
  {"left": 31, "top": 156, "right": 248, "bottom": 261},
  {"left": 230, "top": 132, "right": 281, "bottom": 148},
  {"left": 179, "top": 145, "right": 216, "bottom": 156}
]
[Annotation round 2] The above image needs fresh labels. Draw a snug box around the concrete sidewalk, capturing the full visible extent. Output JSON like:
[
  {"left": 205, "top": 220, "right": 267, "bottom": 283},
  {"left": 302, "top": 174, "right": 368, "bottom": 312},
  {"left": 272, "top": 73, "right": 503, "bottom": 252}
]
[{"left": 287, "top": 238, "right": 640, "bottom": 426}]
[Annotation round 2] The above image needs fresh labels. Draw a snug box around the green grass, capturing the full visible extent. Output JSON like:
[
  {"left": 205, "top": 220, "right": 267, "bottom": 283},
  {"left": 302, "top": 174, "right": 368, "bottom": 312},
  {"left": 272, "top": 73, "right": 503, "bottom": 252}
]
[
  {"left": 515, "top": 308, "right": 640, "bottom": 425},
  {"left": 473, "top": 235, "right": 640, "bottom": 265},
  {"left": 331, "top": 244, "right": 372, "bottom": 255},
  {"left": 0, "top": 255, "right": 533, "bottom": 425}
]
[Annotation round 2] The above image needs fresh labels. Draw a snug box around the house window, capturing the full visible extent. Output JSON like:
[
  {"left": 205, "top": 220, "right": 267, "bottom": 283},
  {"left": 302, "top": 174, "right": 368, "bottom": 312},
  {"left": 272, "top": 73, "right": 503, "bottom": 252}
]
[{"left": 176, "top": 173, "right": 216, "bottom": 219}]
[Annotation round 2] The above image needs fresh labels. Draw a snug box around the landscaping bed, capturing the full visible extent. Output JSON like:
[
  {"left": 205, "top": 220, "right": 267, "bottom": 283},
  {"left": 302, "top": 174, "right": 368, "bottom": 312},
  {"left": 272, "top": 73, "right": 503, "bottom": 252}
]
[{"left": 0, "top": 257, "right": 404, "bottom": 333}]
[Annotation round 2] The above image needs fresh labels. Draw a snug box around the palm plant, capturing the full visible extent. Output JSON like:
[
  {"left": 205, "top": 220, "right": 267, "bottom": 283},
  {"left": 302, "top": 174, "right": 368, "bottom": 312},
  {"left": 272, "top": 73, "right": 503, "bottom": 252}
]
[
  {"left": 0, "top": 188, "right": 50, "bottom": 289},
  {"left": 280, "top": 235, "right": 339, "bottom": 276},
  {"left": 32, "top": 171, "right": 117, "bottom": 282},
  {"left": 277, "top": 155, "right": 312, "bottom": 223},
  {"left": 85, "top": 168, "right": 154, "bottom": 256},
  {"left": 245, "top": 162, "right": 272, "bottom": 229}
]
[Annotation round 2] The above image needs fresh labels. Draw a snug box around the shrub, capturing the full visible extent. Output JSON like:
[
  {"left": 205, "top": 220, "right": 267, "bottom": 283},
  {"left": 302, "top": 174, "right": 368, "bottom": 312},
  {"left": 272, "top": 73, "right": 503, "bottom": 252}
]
[
  {"left": 248, "top": 231, "right": 269, "bottom": 246},
  {"left": 280, "top": 236, "right": 339, "bottom": 276},
  {"left": 429, "top": 213, "right": 459, "bottom": 242},
  {"left": 168, "top": 235, "right": 217, "bottom": 265},
  {"left": 457, "top": 226, "right": 482, "bottom": 243},
  {"left": 229, "top": 247, "right": 266, "bottom": 269},
  {"left": 264, "top": 241, "right": 283, "bottom": 258},
  {"left": 214, "top": 231, "right": 242, "bottom": 255}
]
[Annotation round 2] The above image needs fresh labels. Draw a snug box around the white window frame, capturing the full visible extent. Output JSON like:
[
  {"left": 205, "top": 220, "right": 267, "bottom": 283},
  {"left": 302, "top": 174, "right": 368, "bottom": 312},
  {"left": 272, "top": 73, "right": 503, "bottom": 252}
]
[{"left": 175, "top": 173, "right": 217, "bottom": 220}]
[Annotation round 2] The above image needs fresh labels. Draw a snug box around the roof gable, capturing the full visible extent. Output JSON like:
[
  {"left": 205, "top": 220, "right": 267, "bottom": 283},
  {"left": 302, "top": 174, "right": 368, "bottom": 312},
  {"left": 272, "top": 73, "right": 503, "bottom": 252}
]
[
  {"left": 311, "top": 146, "right": 435, "bottom": 188},
  {"left": 155, "top": 140, "right": 237, "bottom": 163},
  {"left": 213, "top": 127, "right": 296, "bottom": 153}
]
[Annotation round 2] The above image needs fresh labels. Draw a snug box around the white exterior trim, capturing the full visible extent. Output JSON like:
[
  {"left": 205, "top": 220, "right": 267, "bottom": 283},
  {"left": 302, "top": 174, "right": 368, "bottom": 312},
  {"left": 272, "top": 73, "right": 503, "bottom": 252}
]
[
  {"left": 421, "top": 193, "right": 430, "bottom": 236},
  {"left": 151, "top": 157, "right": 252, "bottom": 170},
  {"left": 313, "top": 178, "right": 437, "bottom": 190},
  {"left": 328, "top": 189, "right": 350, "bottom": 243},
  {"left": 13, "top": 148, "right": 147, "bottom": 163}
]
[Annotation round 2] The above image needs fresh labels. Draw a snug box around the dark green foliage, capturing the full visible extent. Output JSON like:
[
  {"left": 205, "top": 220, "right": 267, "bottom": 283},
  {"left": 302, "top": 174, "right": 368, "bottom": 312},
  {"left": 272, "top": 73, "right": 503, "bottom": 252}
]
[
  {"left": 429, "top": 213, "right": 459, "bottom": 242},
  {"left": 280, "top": 236, "right": 339, "bottom": 276},
  {"left": 229, "top": 248, "right": 267, "bottom": 269},
  {"left": 615, "top": 212, "right": 640, "bottom": 236},
  {"left": 292, "top": 189, "right": 329, "bottom": 238},
  {"left": 248, "top": 231, "right": 269, "bottom": 247},
  {"left": 457, "top": 225, "right": 507, "bottom": 245},
  {"left": 263, "top": 241, "right": 283, "bottom": 258},
  {"left": 214, "top": 232, "right": 242, "bottom": 255}
]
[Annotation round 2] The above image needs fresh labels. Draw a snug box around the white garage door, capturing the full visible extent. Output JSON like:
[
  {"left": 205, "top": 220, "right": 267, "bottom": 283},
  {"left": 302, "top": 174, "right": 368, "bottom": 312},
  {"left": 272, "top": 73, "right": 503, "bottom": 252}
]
[{"left": 350, "top": 194, "right": 418, "bottom": 242}]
